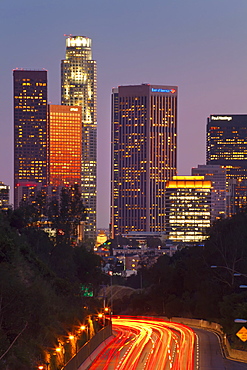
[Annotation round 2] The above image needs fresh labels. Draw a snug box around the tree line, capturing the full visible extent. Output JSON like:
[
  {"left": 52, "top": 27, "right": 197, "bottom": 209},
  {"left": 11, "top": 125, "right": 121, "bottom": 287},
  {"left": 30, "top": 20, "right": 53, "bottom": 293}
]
[{"left": 0, "top": 186, "right": 105, "bottom": 369}]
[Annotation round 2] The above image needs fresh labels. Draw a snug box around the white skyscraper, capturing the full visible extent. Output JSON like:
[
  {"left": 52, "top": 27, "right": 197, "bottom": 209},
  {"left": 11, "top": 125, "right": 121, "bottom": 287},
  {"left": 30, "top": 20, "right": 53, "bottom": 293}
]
[{"left": 61, "top": 36, "right": 97, "bottom": 240}]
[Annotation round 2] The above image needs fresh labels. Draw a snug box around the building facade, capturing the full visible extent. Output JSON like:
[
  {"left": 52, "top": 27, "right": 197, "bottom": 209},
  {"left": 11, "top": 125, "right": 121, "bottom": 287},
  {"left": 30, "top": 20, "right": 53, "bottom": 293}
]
[
  {"left": 14, "top": 181, "right": 62, "bottom": 210},
  {"left": 13, "top": 69, "right": 48, "bottom": 208},
  {"left": 111, "top": 84, "right": 177, "bottom": 237},
  {"left": 191, "top": 164, "right": 226, "bottom": 221},
  {"left": 0, "top": 182, "right": 10, "bottom": 211},
  {"left": 47, "top": 105, "right": 82, "bottom": 187},
  {"left": 207, "top": 114, "right": 247, "bottom": 213},
  {"left": 165, "top": 176, "right": 212, "bottom": 243},
  {"left": 61, "top": 35, "right": 97, "bottom": 240}
]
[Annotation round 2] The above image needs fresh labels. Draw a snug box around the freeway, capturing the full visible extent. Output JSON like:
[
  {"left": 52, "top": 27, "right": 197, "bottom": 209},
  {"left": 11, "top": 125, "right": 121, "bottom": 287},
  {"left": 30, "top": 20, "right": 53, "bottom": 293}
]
[
  {"left": 87, "top": 316, "right": 195, "bottom": 369},
  {"left": 194, "top": 328, "right": 247, "bottom": 369}
]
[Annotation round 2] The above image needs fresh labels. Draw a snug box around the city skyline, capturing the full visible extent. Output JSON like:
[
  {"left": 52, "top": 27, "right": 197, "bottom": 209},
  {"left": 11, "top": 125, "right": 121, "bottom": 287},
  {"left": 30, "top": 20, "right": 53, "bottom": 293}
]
[{"left": 1, "top": 0, "right": 247, "bottom": 228}]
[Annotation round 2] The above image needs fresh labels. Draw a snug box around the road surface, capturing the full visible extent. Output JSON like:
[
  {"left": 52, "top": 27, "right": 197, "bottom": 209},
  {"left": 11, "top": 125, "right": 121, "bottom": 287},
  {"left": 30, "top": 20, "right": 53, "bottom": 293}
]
[
  {"left": 85, "top": 317, "right": 247, "bottom": 369},
  {"left": 195, "top": 328, "right": 247, "bottom": 369},
  {"left": 87, "top": 316, "right": 195, "bottom": 369}
]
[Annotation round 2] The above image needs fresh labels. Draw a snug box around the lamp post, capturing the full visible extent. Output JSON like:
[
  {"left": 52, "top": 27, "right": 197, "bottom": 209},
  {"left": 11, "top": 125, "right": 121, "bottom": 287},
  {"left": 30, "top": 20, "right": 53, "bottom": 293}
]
[
  {"left": 80, "top": 324, "right": 87, "bottom": 341},
  {"left": 69, "top": 334, "right": 77, "bottom": 355},
  {"left": 108, "top": 271, "right": 113, "bottom": 315},
  {"left": 55, "top": 344, "right": 65, "bottom": 367}
]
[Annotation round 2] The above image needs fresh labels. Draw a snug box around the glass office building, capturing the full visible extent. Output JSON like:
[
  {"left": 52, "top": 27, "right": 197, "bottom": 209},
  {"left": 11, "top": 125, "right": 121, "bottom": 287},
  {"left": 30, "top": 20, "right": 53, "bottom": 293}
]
[
  {"left": 13, "top": 69, "right": 47, "bottom": 209},
  {"left": 111, "top": 84, "right": 177, "bottom": 237},
  {"left": 47, "top": 105, "right": 82, "bottom": 187},
  {"left": 207, "top": 114, "right": 247, "bottom": 213},
  {"left": 61, "top": 36, "right": 97, "bottom": 239}
]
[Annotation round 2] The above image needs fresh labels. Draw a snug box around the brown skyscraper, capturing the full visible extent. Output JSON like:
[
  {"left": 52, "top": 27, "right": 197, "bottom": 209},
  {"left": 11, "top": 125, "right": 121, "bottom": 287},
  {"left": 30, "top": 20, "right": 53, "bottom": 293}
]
[{"left": 13, "top": 69, "right": 47, "bottom": 208}]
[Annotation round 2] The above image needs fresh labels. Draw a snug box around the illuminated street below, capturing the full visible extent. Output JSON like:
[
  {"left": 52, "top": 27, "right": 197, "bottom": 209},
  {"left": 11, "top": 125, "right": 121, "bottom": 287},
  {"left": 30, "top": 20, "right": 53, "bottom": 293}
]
[{"left": 87, "top": 316, "right": 195, "bottom": 369}]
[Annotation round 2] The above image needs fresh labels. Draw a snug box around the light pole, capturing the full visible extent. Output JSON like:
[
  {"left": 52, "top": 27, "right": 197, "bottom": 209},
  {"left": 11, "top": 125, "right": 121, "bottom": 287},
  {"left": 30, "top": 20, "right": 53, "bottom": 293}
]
[
  {"left": 80, "top": 325, "right": 88, "bottom": 342},
  {"left": 109, "top": 271, "right": 113, "bottom": 315},
  {"left": 55, "top": 345, "right": 65, "bottom": 368}
]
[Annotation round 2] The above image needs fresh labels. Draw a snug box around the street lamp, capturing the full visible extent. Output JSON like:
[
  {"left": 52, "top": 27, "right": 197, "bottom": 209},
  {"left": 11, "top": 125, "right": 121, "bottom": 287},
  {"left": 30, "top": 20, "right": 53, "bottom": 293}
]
[
  {"left": 68, "top": 333, "right": 77, "bottom": 355},
  {"left": 80, "top": 324, "right": 88, "bottom": 342},
  {"left": 38, "top": 364, "right": 49, "bottom": 370},
  {"left": 55, "top": 344, "right": 65, "bottom": 366},
  {"left": 98, "top": 312, "right": 106, "bottom": 327}
]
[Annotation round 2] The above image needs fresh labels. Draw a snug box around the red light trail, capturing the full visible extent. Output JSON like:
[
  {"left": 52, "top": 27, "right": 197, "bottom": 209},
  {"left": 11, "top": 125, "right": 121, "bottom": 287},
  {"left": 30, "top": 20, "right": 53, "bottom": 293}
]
[{"left": 88, "top": 316, "right": 195, "bottom": 369}]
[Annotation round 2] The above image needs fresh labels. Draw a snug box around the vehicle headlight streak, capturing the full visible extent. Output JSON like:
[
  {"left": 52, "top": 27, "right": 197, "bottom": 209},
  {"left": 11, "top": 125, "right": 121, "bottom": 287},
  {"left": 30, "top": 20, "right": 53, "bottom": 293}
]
[{"left": 88, "top": 316, "right": 195, "bottom": 370}]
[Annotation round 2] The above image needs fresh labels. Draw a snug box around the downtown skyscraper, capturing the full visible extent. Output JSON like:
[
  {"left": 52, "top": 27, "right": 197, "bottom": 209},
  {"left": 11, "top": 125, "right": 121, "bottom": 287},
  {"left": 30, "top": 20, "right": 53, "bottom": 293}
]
[
  {"left": 47, "top": 105, "right": 82, "bottom": 187},
  {"left": 207, "top": 114, "right": 247, "bottom": 214},
  {"left": 207, "top": 115, "right": 247, "bottom": 180},
  {"left": 61, "top": 36, "right": 97, "bottom": 240},
  {"left": 13, "top": 69, "right": 48, "bottom": 208},
  {"left": 111, "top": 84, "right": 177, "bottom": 237}
]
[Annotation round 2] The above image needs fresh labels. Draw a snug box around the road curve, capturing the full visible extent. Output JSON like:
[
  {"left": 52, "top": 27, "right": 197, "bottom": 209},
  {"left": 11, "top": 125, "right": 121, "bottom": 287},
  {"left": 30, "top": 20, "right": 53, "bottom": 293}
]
[
  {"left": 87, "top": 316, "right": 195, "bottom": 369},
  {"left": 194, "top": 328, "right": 247, "bottom": 370}
]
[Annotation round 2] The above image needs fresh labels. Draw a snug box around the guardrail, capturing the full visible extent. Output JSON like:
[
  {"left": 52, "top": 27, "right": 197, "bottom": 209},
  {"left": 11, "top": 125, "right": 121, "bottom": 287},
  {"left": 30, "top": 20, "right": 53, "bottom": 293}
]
[{"left": 63, "top": 323, "right": 112, "bottom": 370}]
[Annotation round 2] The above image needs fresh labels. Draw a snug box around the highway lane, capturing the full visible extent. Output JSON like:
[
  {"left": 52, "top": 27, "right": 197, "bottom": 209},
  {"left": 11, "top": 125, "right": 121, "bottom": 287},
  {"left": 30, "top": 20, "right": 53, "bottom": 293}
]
[
  {"left": 194, "top": 328, "right": 247, "bottom": 369},
  {"left": 87, "top": 316, "right": 195, "bottom": 369}
]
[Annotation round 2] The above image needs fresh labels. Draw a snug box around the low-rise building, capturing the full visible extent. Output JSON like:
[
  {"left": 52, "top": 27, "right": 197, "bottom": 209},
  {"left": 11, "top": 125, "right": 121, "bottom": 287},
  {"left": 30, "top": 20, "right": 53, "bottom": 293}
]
[{"left": 0, "top": 182, "right": 10, "bottom": 211}]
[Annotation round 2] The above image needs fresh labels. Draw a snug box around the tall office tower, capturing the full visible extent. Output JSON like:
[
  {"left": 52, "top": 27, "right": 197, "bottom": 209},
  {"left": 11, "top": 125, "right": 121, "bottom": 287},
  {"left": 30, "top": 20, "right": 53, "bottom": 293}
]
[
  {"left": 191, "top": 164, "right": 226, "bottom": 221},
  {"left": 47, "top": 105, "right": 82, "bottom": 187},
  {"left": 110, "top": 88, "right": 120, "bottom": 238},
  {"left": 111, "top": 84, "right": 178, "bottom": 237},
  {"left": 165, "top": 176, "right": 212, "bottom": 243},
  {"left": 13, "top": 69, "right": 47, "bottom": 209},
  {"left": 207, "top": 114, "right": 247, "bottom": 213},
  {"left": 61, "top": 36, "right": 97, "bottom": 240}
]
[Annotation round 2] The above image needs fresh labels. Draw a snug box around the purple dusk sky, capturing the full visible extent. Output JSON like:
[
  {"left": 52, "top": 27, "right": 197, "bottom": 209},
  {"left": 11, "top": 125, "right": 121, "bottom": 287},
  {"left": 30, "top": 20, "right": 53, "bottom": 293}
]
[{"left": 0, "top": 0, "right": 247, "bottom": 228}]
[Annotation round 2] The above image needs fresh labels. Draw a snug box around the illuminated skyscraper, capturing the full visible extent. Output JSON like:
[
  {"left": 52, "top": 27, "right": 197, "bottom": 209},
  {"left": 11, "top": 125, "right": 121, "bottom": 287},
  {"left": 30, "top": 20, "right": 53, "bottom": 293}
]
[
  {"left": 165, "top": 176, "right": 212, "bottom": 243},
  {"left": 207, "top": 114, "right": 247, "bottom": 213},
  {"left": 47, "top": 105, "right": 82, "bottom": 187},
  {"left": 111, "top": 84, "right": 177, "bottom": 237},
  {"left": 61, "top": 35, "right": 97, "bottom": 240},
  {"left": 13, "top": 69, "right": 47, "bottom": 209},
  {"left": 207, "top": 115, "right": 247, "bottom": 179}
]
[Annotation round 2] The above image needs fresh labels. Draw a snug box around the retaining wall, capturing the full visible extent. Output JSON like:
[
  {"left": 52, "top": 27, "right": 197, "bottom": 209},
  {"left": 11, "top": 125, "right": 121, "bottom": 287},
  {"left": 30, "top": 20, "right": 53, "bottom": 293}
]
[{"left": 63, "top": 323, "right": 112, "bottom": 370}]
